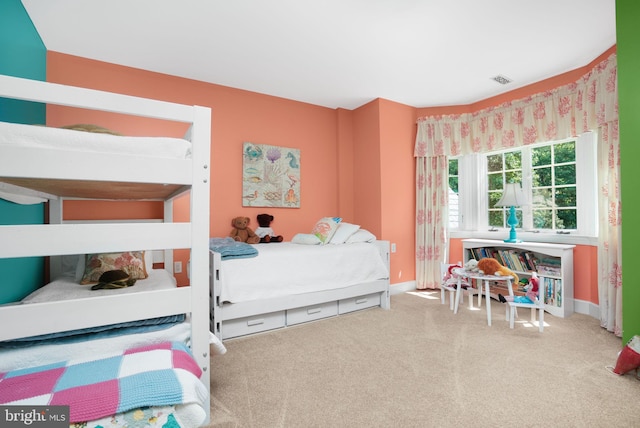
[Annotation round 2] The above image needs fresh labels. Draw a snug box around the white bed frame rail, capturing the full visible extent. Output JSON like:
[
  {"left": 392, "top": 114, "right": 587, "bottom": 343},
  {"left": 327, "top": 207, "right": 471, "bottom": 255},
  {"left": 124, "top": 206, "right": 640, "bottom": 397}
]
[
  {"left": 0, "top": 75, "right": 212, "bottom": 422},
  {"left": 210, "top": 240, "right": 391, "bottom": 340}
]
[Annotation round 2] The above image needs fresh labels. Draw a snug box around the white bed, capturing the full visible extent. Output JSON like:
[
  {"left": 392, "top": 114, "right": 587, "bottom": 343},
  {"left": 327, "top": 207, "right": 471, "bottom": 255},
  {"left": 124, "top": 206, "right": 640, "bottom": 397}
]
[
  {"left": 210, "top": 240, "right": 391, "bottom": 340},
  {"left": 0, "top": 75, "right": 214, "bottom": 426}
]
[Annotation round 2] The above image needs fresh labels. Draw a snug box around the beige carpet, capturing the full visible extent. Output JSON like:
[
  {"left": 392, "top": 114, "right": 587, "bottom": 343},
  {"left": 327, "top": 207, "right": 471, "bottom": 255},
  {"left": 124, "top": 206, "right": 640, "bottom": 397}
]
[{"left": 207, "top": 291, "right": 638, "bottom": 428}]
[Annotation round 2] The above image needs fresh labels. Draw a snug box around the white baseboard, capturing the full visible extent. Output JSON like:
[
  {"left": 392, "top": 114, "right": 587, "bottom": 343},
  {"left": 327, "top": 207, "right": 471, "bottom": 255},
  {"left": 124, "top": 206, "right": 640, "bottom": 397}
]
[
  {"left": 574, "top": 299, "right": 600, "bottom": 320},
  {"left": 390, "top": 281, "right": 416, "bottom": 295}
]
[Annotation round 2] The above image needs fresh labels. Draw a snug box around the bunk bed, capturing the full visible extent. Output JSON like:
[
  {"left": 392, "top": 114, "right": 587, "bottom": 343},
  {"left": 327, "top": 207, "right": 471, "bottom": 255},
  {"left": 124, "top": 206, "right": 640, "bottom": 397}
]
[
  {"left": 210, "top": 240, "right": 391, "bottom": 340},
  {"left": 0, "top": 75, "right": 213, "bottom": 426}
]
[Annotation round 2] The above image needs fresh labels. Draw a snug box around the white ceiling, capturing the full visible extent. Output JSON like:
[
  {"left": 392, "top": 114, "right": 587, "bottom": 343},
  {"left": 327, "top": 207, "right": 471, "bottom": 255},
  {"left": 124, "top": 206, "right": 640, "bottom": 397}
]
[{"left": 21, "top": 0, "right": 617, "bottom": 110}]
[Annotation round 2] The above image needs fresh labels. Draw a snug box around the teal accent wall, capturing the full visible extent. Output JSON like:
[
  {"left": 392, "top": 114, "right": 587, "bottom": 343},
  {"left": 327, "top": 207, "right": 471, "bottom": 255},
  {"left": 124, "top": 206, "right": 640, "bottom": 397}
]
[
  {"left": 617, "top": 0, "right": 640, "bottom": 344},
  {"left": 0, "top": 0, "right": 47, "bottom": 303}
]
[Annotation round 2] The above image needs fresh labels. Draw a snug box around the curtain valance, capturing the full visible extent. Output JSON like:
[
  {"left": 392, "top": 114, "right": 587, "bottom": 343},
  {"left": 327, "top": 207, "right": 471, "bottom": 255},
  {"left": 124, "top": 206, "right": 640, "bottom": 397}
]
[{"left": 414, "top": 54, "right": 618, "bottom": 157}]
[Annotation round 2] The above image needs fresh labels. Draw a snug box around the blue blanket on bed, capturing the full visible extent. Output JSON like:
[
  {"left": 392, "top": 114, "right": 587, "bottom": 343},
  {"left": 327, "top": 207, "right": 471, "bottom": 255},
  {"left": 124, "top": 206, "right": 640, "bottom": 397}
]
[
  {"left": 0, "top": 314, "right": 186, "bottom": 348},
  {"left": 209, "top": 237, "right": 258, "bottom": 260}
]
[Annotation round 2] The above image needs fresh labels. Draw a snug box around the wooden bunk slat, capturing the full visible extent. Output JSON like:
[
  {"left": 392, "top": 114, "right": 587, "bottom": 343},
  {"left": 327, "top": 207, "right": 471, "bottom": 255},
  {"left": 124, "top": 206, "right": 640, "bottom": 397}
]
[
  {"left": 0, "top": 146, "right": 193, "bottom": 200},
  {"left": 0, "top": 178, "right": 188, "bottom": 200}
]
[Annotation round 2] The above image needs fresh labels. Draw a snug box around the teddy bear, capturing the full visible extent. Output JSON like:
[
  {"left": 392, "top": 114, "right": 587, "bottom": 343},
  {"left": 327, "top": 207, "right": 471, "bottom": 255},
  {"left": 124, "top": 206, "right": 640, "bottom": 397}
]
[
  {"left": 229, "top": 216, "right": 260, "bottom": 244},
  {"left": 476, "top": 257, "right": 519, "bottom": 282},
  {"left": 499, "top": 272, "right": 539, "bottom": 304},
  {"left": 255, "top": 213, "right": 283, "bottom": 243}
]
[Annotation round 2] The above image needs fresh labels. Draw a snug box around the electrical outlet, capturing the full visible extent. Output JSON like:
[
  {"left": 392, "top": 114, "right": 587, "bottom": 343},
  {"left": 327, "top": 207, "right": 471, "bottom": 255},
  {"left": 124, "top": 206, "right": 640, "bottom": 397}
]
[
  {"left": 174, "top": 261, "right": 182, "bottom": 274},
  {"left": 391, "top": 243, "right": 397, "bottom": 253}
]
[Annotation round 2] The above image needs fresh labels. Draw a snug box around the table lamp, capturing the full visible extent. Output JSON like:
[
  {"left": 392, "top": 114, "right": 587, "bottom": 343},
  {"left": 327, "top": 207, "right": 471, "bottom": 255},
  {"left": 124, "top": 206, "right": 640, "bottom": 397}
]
[{"left": 496, "top": 182, "right": 526, "bottom": 243}]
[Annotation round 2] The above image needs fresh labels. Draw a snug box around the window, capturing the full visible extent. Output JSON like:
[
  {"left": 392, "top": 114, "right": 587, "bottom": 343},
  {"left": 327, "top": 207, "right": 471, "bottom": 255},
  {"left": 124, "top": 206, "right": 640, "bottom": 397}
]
[
  {"left": 448, "top": 158, "right": 459, "bottom": 229},
  {"left": 531, "top": 141, "right": 576, "bottom": 230},
  {"left": 487, "top": 151, "right": 522, "bottom": 229},
  {"left": 448, "top": 133, "right": 596, "bottom": 237}
]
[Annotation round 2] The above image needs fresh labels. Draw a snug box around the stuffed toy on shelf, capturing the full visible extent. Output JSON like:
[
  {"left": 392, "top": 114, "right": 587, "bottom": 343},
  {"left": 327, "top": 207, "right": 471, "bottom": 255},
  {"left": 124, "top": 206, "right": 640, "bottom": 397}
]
[
  {"left": 255, "top": 213, "right": 283, "bottom": 243},
  {"left": 229, "top": 216, "right": 260, "bottom": 244}
]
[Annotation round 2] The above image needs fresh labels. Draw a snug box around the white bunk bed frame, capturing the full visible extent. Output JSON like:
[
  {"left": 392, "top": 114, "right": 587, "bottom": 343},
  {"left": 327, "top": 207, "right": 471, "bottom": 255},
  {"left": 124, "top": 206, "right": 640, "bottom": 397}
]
[
  {"left": 210, "top": 240, "right": 391, "bottom": 340},
  {"left": 0, "top": 75, "right": 211, "bottom": 419}
]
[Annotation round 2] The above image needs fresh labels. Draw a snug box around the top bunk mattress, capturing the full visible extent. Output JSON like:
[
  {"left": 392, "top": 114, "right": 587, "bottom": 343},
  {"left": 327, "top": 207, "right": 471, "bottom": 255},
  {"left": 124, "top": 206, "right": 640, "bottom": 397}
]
[
  {"left": 0, "top": 121, "right": 192, "bottom": 159},
  {"left": 0, "top": 121, "right": 195, "bottom": 201},
  {"left": 215, "top": 242, "right": 389, "bottom": 304}
]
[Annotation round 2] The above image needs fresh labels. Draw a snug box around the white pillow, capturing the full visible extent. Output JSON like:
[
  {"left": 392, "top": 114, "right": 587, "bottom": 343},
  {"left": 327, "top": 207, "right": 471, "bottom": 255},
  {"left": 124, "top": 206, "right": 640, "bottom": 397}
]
[
  {"left": 345, "top": 229, "right": 377, "bottom": 243},
  {"left": 291, "top": 233, "right": 322, "bottom": 245},
  {"left": 329, "top": 222, "right": 360, "bottom": 244}
]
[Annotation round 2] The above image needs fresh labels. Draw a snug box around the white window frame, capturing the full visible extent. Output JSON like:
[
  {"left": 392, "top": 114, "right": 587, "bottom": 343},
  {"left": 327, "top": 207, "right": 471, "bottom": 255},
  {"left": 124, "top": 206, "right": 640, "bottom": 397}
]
[{"left": 448, "top": 132, "right": 597, "bottom": 245}]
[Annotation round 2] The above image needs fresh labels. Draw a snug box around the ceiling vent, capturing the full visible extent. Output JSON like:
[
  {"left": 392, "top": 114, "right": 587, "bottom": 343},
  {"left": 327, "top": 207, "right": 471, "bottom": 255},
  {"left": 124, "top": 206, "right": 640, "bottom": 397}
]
[{"left": 491, "top": 75, "right": 513, "bottom": 85}]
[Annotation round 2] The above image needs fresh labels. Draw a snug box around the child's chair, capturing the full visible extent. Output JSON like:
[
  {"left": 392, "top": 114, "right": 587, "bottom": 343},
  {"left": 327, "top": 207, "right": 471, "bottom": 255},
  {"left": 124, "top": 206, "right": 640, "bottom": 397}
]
[
  {"left": 505, "top": 277, "right": 545, "bottom": 332},
  {"left": 440, "top": 262, "right": 472, "bottom": 311}
]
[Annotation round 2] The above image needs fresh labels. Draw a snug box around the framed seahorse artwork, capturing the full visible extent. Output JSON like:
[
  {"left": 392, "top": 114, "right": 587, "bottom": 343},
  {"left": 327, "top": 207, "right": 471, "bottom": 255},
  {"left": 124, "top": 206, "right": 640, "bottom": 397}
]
[{"left": 242, "top": 142, "right": 301, "bottom": 208}]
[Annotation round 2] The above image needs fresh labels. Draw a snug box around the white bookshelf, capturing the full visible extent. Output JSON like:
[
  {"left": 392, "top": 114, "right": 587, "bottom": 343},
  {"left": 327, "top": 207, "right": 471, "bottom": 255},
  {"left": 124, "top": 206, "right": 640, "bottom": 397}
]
[{"left": 462, "top": 239, "right": 575, "bottom": 318}]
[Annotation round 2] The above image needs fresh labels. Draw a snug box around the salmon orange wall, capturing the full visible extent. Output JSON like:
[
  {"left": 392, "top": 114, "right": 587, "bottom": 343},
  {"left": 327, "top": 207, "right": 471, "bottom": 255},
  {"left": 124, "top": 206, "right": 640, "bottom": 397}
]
[
  {"left": 336, "top": 108, "right": 355, "bottom": 220},
  {"left": 378, "top": 99, "right": 416, "bottom": 284},
  {"left": 352, "top": 100, "right": 383, "bottom": 235},
  {"left": 46, "top": 52, "right": 342, "bottom": 285},
  {"left": 347, "top": 99, "right": 418, "bottom": 284}
]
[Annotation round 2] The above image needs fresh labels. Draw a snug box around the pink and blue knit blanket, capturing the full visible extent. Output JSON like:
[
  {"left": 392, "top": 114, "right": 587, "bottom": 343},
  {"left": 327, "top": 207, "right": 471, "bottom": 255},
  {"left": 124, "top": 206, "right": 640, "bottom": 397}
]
[{"left": 0, "top": 341, "right": 205, "bottom": 423}]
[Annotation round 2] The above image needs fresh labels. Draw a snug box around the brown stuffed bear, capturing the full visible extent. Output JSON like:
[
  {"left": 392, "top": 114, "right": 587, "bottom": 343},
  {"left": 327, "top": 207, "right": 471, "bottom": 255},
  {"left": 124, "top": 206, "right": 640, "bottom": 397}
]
[
  {"left": 256, "top": 213, "right": 283, "bottom": 243},
  {"left": 229, "top": 216, "right": 260, "bottom": 244},
  {"left": 477, "top": 257, "right": 519, "bottom": 282}
]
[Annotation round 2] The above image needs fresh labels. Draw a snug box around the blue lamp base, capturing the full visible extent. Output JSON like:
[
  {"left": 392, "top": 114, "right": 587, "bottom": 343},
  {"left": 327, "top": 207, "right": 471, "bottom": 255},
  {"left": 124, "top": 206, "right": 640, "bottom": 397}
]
[
  {"left": 504, "top": 205, "right": 521, "bottom": 243},
  {"left": 503, "top": 238, "right": 522, "bottom": 243}
]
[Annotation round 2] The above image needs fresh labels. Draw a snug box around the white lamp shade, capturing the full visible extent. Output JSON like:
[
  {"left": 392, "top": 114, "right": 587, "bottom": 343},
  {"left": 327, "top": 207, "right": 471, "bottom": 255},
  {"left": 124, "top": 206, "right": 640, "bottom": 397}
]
[{"left": 496, "top": 182, "right": 526, "bottom": 207}]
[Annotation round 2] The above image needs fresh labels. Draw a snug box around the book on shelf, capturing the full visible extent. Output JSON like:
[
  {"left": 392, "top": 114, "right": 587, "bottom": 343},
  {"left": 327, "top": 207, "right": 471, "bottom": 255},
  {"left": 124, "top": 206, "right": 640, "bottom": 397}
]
[
  {"left": 537, "top": 258, "right": 562, "bottom": 276},
  {"left": 468, "top": 246, "right": 563, "bottom": 277},
  {"left": 542, "top": 277, "right": 562, "bottom": 307},
  {"left": 490, "top": 250, "right": 505, "bottom": 266},
  {"left": 467, "top": 246, "right": 541, "bottom": 274},
  {"left": 538, "top": 266, "right": 561, "bottom": 276}
]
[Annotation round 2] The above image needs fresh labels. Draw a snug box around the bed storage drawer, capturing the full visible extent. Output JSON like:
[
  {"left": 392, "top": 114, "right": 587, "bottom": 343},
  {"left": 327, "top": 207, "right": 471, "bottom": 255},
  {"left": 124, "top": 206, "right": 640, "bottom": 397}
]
[
  {"left": 287, "top": 301, "right": 338, "bottom": 326},
  {"left": 338, "top": 293, "right": 381, "bottom": 314},
  {"left": 221, "top": 311, "right": 285, "bottom": 339}
]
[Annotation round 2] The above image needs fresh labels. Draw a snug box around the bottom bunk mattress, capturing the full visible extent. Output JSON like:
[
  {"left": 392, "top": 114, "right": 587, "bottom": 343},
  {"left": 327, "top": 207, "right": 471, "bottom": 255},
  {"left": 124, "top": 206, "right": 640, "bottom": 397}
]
[
  {"left": 216, "top": 242, "right": 389, "bottom": 304},
  {"left": 0, "top": 341, "right": 208, "bottom": 426}
]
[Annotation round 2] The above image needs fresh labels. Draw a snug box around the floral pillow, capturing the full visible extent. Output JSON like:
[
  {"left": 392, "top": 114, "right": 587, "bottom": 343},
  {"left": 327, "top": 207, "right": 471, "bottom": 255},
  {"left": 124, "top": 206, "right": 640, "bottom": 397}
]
[
  {"left": 311, "top": 217, "right": 342, "bottom": 244},
  {"left": 80, "top": 251, "right": 148, "bottom": 285}
]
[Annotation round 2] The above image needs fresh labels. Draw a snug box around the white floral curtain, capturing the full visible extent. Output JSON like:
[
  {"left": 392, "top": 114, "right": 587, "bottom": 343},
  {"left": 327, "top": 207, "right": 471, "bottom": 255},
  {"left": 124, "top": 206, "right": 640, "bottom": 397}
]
[
  {"left": 415, "top": 155, "right": 448, "bottom": 289},
  {"left": 598, "top": 121, "right": 622, "bottom": 335},
  {"left": 414, "top": 54, "right": 621, "bottom": 334}
]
